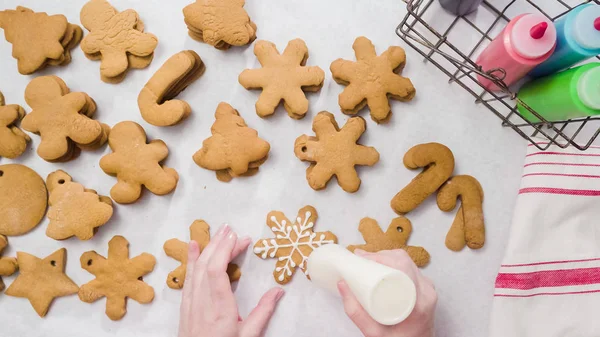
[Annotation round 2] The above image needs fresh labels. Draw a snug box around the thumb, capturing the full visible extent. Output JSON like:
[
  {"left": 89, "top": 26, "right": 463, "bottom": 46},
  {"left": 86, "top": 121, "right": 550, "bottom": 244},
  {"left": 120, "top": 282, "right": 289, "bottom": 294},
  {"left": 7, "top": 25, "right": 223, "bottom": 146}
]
[
  {"left": 338, "top": 281, "right": 384, "bottom": 337},
  {"left": 242, "top": 287, "right": 284, "bottom": 337}
]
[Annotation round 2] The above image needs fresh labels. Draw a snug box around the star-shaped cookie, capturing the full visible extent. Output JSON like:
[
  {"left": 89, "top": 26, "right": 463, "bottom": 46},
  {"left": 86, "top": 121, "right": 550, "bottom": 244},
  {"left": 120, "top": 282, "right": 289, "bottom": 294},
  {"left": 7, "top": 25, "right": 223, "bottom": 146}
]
[
  {"left": 238, "top": 39, "right": 324, "bottom": 119},
  {"left": 0, "top": 92, "right": 30, "bottom": 159},
  {"left": 5, "top": 248, "right": 79, "bottom": 317},
  {"left": 330, "top": 36, "right": 416, "bottom": 123},
  {"left": 294, "top": 111, "right": 379, "bottom": 192}
]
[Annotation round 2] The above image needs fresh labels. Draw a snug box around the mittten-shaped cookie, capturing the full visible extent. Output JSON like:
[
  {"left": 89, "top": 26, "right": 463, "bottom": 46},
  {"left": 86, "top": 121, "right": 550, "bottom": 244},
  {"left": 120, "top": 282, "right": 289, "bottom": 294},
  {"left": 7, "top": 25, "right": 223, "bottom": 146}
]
[
  {"left": 254, "top": 206, "right": 338, "bottom": 284},
  {"left": 330, "top": 36, "right": 416, "bottom": 123},
  {"left": 437, "top": 175, "right": 485, "bottom": 251},
  {"left": 348, "top": 217, "right": 430, "bottom": 267},
  {"left": 239, "top": 39, "right": 324, "bottom": 119},
  {"left": 46, "top": 170, "right": 113, "bottom": 241},
  {"left": 0, "top": 235, "right": 18, "bottom": 291},
  {"left": 391, "top": 143, "right": 455, "bottom": 214},
  {"left": 193, "top": 102, "right": 270, "bottom": 182},
  {"left": 294, "top": 111, "right": 379, "bottom": 193},
  {"left": 5, "top": 248, "right": 79, "bottom": 317},
  {"left": 183, "top": 0, "right": 256, "bottom": 49},
  {"left": 79, "top": 236, "right": 155, "bottom": 320},
  {"left": 0, "top": 92, "right": 29, "bottom": 159},
  {"left": 164, "top": 220, "right": 241, "bottom": 289},
  {"left": 100, "top": 121, "right": 179, "bottom": 204}
]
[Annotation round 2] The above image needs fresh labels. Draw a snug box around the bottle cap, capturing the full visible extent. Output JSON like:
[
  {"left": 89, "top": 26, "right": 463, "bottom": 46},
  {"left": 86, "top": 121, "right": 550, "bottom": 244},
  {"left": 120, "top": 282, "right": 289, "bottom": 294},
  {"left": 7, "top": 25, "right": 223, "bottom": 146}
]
[
  {"left": 511, "top": 14, "right": 556, "bottom": 59},
  {"left": 573, "top": 4, "right": 600, "bottom": 50},
  {"left": 578, "top": 66, "right": 600, "bottom": 110}
]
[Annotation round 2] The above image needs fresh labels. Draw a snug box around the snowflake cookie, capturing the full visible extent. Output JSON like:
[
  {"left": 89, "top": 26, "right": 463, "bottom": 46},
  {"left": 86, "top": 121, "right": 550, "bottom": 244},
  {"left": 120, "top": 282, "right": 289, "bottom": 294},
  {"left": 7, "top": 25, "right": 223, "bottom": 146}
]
[{"left": 253, "top": 205, "right": 337, "bottom": 284}]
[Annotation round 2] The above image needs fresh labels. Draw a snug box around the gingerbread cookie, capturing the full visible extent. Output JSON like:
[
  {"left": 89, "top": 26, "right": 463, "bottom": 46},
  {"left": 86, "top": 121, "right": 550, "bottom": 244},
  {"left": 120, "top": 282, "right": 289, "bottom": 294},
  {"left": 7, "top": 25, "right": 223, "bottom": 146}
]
[
  {"left": 294, "top": 111, "right": 379, "bottom": 192},
  {"left": 0, "top": 91, "right": 29, "bottom": 159},
  {"left": 21, "top": 76, "right": 109, "bottom": 162},
  {"left": 138, "top": 50, "right": 205, "bottom": 126},
  {"left": 0, "top": 7, "right": 82, "bottom": 74},
  {"left": 164, "top": 220, "right": 241, "bottom": 289},
  {"left": 100, "top": 121, "right": 179, "bottom": 204},
  {"left": 391, "top": 143, "right": 455, "bottom": 214},
  {"left": 46, "top": 170, "right": 113, "bottom": 241},
  {"left": 0, "top": 164, "right": 48, "bottom": 236},
  {"left": 238, "top": 39, "right": 324, "bottom": 119},
  {"left": 254, "top": 206, "right": 338, "bottom": 284},
  {"left": 193, "top": 102, "right": 270, "bottom": 182},
  {"left": 5, "top": 248, "right": 79, "bottom": 317},
  {"left": 79, "top": 236, "right": 156, "bottom": 320},
  {"left": 330, "top": 36, "right": 416, "bottom": 123},
  {"left": 0, "top": 235, "right": 18, "bottom": 292},
  {"left": 348, "top": 217, "right": 430, "bottom": 267},
  {"left": 80, "top": 0, "right": 158, "bottom": 83},
  {"left": 437, "top": 175, "right": 485, "bottom": 251},
  {"left": 183, "top": 0, "right": 256, "bottom": 50}
]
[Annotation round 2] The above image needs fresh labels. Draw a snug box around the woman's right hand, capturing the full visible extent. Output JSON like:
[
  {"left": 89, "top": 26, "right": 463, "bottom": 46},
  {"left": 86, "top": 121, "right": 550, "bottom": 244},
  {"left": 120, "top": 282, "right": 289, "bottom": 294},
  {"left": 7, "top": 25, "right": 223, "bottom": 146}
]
[{"left": 338, "top": 249, "right": 437, "bottom": 337}]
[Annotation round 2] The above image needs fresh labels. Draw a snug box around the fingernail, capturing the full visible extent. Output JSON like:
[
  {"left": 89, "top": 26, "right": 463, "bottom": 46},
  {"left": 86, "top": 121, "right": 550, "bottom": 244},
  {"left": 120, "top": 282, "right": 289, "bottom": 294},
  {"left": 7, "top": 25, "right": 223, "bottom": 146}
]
[
  {"left": 275, "top": 288, "right": 285, "bottom": 301},
  {"left": 188, "top": 240, "right": 197, "bottom": 252},
  {"left": 241, "top": 236, "right": 252, "bottom": 243},
  {"left": 227, "top": 231, "right": 237, "bottom": 240},
  {"left": 354, "top": 249, "right": 368, "bottom": 256},
  {"left": 218, "top": 224, "right": 230, "bottom": 236}
]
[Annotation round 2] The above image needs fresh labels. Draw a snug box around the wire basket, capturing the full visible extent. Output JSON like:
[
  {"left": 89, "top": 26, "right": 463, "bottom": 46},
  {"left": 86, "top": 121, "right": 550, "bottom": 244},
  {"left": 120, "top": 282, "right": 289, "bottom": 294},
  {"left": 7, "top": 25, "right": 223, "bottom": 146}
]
[{"left": 397, "top": 0, "right": 600, "bottom": 150}]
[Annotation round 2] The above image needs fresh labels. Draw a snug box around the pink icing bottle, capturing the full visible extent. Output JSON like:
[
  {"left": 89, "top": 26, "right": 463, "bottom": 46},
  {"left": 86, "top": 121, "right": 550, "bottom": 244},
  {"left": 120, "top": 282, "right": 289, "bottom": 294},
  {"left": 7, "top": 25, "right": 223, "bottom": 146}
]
[{"left": 476, "top": 13, "right": 557, "bottom": 91}]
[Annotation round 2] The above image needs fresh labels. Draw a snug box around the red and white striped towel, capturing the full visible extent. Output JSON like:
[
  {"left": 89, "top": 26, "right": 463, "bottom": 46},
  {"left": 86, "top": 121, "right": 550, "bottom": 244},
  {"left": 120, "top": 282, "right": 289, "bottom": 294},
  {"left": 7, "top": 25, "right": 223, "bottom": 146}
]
[{"left": 489, "top": 141, "right": 600, "bottom": 336}]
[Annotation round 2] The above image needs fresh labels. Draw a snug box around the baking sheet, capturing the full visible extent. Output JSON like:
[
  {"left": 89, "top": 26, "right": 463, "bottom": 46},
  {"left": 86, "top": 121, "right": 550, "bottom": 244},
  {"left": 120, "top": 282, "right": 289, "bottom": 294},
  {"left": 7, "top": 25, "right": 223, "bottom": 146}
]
[{"left": 0, "top": 0, "right": 527, "bottom": 336}]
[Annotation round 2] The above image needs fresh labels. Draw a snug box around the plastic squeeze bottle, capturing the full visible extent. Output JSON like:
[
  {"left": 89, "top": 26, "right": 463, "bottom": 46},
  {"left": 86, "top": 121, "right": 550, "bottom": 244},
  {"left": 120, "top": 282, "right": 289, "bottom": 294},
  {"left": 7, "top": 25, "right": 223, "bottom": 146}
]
[
  {"left": 476, "top": 13, "right": 557, "bottom": 90},
  {"left": 530, "top": 4, "right": 600, "bottom": 78},
  {"left": 439, "top": 0, "right": 484, "bottom": 16},
  {"left": 307, "top": 244, "right": 417, "bottom": 326},
  {"left": 517, "top": 63, "right": 600, "bottom": 123}
]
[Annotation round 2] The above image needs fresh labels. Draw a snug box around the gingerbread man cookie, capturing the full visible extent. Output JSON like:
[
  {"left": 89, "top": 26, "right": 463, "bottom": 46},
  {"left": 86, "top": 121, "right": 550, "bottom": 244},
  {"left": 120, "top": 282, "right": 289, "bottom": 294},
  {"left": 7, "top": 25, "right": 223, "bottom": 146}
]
[
  {"left": 391, "top": 143, "right": 455, "bottom": 214},
  {"left": 0, "top": 235, "right": 18, "bottom": 292},
  {"left": 437, "top": 175, "right": 485, "bottom": 251},
  {"left": 294, "top": 111, "right": 379, "bottom": 192},
  {"left": 164, "top": 220, "right": 241, "bottom": 289},
  {"left": 193, "top": 102, "right": 270, "bottom": 182},
  {"left": 348, "top": 217, "right": 430, "bottom": 267},
  {"left": 254, "top": 206, "right": 338, "bottom": 284},
  {"left": 183, "top": 0, "right": 256, "bottom": 50},
  {"left": 238, "top": 39, "right": 324, "bottom": 119},
  {"left": 0, "top": 91, "right": 29, "bottom": 159},
  {"left": 80, "top": 0, "right": 158, "bottom": 82},
  {"left": 100, "top": 121, "right": 179, "bottom": 204},
  {"left": 46, "top": 170, "right": 113, "bottom": 241},
  {"left": 21, "top": 76, "right": 109, "bottom": 162},
  {"left": 5, "top": 248, "right": 79, "bottom": 317},
  {"left": 0, "top": 7, "right": 82, "bottom": 74},
  {"left": 330, "top": 36, "right": 416, "bottom": 123},
  {"left": 79, "top": 236, "right": 155, "bottom": 320},
  {"left": 139, "top": 50, "right": 205, "bottom": 126}
]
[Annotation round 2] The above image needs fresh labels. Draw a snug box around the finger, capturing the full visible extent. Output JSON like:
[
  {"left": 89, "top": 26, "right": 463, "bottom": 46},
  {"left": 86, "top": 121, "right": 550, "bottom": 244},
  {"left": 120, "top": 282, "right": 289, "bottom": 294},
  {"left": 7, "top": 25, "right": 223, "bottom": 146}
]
[
  {"left": 209, "top": 230, "right": 238, "bottom": 273},
  {"left": 208, "top": 231, "right": 239, "bottom": 315},
  {"left": 179, "top": 240, "right": 200, "bottom": 334},
  {"left": 242, "top": 288, "right": 284, "bottom": 337},
  {"left": 337, "top": 281, "right": 383, "bottom": 337},
  {"left": 231, "top": 236, "right": 252, "bottom": 260},
  {"left": 197, "top": 224, "right": 230, "bottom": 266}
]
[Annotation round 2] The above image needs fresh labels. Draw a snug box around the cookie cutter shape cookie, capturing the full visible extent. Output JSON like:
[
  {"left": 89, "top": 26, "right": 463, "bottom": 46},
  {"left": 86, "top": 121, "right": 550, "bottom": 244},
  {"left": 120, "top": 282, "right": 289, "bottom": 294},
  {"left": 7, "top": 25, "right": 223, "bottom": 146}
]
[
  {"left": 183, "top": 0, "right": 256, "bottom": 50},
  {"left": 330, "top": 36, "right": 416, "bottom": 123},
  {"left": 80, "top": 0, "right": 158, "bottom": 81},
  {"left": 0, "top": 91, "right": 30, "bottom": 159},
  {"left": 164, "top": 220, "right": 241, "bottom": 290},
  {"left": 254, "top": 206, "right": 338, "bottom": 285},
  {"left": 239, "top": 39, "right": 324, "bottom": 119},
  {"left": 5, "top": 248, "right": 79, "bottom": 317},
  {"left": 193, "top": 102, "right": 270, "bottom": 182},
  {"left": 391, "top": 143, "right": 455, "bottom": 214},
  {"left": 100, "top": 121, "right": 179, "bottom": 204},
  {"left": 437, "top": 175, "right": 485, "bottom": 251},
  {"left": 0, "top": 164, "right": 48, "bottom": 236},
  {"left": 0, "top": 235, "right": 18, "bottom": 292},
  {"left": 347, "top": 217, "right": 430, "bottom": 268},
  {"left": 139, "top": 50, "right": 205, "bottom": 126},
  {"left": 294, "top": 111, "right": 379, "bottom": 193},
  {"left": 21, "top": 75, "right": 109, "bottom": 162},
  {"left": 46, "top": 170, "right": 113, "bottom": 241},
  {"left": 79, "top": 236, "right": 156, "bottom": 321}
]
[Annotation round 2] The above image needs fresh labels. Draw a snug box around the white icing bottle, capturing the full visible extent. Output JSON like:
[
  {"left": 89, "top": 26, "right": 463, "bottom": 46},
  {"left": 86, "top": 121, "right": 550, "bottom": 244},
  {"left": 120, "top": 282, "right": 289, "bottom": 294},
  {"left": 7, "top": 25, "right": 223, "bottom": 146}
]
[{"left": 307, "top": 244, "right": 417, "bottom": 325}]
